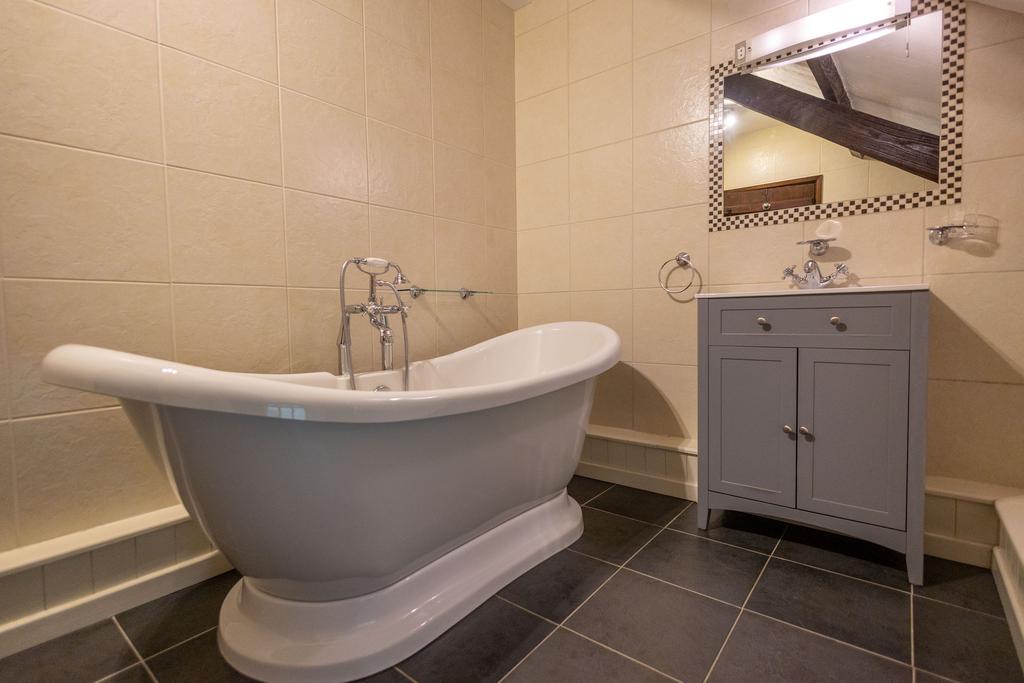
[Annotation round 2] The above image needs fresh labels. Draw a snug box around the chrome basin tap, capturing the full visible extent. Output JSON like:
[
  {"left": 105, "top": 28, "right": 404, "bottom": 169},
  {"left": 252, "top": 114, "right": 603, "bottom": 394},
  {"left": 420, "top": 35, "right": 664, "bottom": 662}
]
[{"left": 783, "top": 260, "right": 849, "bottom": 289}]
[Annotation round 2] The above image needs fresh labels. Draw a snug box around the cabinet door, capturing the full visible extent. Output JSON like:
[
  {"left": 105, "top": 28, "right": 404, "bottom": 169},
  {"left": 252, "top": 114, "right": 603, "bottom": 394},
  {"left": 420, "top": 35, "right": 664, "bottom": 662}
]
[
  {"left": 796, "top": 348, "right": 909, "bottom": 529},
  {"left": 708, "top": 346, "right": 797, "bottom": 507}
]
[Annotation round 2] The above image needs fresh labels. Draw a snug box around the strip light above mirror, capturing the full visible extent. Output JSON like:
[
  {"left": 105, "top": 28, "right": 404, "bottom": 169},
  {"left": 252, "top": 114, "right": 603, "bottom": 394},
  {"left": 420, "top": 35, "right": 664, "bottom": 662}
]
[{"left": 736, "top": 0, "right": 912, "bottom": 71}]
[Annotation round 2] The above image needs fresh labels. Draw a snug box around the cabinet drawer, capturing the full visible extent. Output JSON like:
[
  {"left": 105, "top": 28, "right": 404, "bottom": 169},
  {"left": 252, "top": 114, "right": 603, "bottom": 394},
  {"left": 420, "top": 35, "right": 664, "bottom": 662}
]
[{"left": 708, "top": 293, "right": 911, "bottom": 349}]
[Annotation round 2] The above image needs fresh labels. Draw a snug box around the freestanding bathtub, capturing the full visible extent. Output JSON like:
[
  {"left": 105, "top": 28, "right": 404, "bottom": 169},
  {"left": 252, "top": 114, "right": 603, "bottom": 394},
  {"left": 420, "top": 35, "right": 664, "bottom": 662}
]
[{"left": 42, "top": 321, "right": 620, "bottom": 682}]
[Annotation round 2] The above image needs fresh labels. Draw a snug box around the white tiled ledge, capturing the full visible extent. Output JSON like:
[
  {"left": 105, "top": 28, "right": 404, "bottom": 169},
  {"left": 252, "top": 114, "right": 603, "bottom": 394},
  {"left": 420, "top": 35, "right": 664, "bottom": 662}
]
[
  {"left": 696, "top": 283, "right": 929, "bottom": 299},
  {"left": 586, "top": 424, "right": 697, "bottom": 454}
]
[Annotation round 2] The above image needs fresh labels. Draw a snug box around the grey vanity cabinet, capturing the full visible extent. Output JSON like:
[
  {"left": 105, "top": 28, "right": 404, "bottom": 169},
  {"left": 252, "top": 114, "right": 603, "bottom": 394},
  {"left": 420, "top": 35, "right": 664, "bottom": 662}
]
[{"left": 698, "top": 288, "right": 928, "bottom": 585}]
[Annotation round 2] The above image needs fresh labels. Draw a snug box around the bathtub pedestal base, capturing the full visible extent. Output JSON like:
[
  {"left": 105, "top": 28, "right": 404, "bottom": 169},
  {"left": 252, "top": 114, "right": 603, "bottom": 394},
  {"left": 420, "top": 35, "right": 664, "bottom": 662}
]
[{"left": 217, "top": 492, "right": 583, "bottom": 683}]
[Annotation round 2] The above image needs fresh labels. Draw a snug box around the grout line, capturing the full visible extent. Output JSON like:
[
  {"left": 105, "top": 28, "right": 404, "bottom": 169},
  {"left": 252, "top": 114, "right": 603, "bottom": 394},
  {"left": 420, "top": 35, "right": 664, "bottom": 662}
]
[
  {"left": 557, "top": 625, "right": 684, "bottom": 682},
  {"left": 393, "top": 665, "right": 418, "bottom": 683},
  {"left": 274, "top": 0, "right": 294, "bottom": 372},
  {"left": 153, "top": 0, "right": 177, "bottom": 363},
  {"left": 910, "top": 583, "right": 916, "bottom": 673},
  {"left": 660, "top": 525, "right": 773, "bottom": 557},
  {"left": 137, "top": 624, "right": 219, "bottom": 664},
  {"left": 766, "top": 554, "right": 913, "bottom": 595},
  {"left": 577, "top": 483, "right": 616, "bottom": 506},
  {"left": 912, "top": 591, "right": 1009, "bottom": 620},
  {"left": 619, "top": 566, "right": 745, "bottom": 610},
  {"left": 111, "top": 617, "right": 158, "bottom": 683},
  {"left": 701, "top": 535, "right": 782, "bottom": 682},
  {"left": 92, "top": 663, "right": 147, "bottom": 683}
]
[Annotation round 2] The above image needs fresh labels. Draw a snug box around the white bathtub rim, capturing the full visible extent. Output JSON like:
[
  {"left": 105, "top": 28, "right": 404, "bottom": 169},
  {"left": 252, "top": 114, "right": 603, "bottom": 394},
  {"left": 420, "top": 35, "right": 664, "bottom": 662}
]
[
  {"left": 41, "top": 322, "right": 620, "bottom": 424},
  {"left": 217, "top": 492, "right": 583, "bottom": 683}
]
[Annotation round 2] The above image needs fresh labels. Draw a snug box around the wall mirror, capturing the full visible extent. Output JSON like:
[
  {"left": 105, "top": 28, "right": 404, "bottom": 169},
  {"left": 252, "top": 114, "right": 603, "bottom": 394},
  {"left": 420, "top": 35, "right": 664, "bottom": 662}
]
[{"left": 709, "top": 0, "right": 964, "bottom": 231}]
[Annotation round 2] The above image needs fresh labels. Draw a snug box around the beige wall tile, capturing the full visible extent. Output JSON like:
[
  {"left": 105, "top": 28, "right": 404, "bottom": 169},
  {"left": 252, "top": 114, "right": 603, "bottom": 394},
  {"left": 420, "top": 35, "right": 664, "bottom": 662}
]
[
  {"left": 518, "top": 292, "right": 571, "bottom": 328},
  {"left": 485, "top": 0, "right": 514, "bottom": 33},
  {"left": 436, "top": 296, "right": 495, "bottom": 355},
  {"left": 91, "top": 538, "right": 137, "bottom": 591},
  {"left": 515, "top": 0, "right": 566, "bottom": 35},
  {"left": 709, "top": 0, "right": 806, "bottom": 64},
  {"left": 485, "top": 293, "right": 519, "bottom": 335},
  {"left": 926, "top": 272, "right": 1024, "bottom": 385},
  {"left": 517, "top": 157, "right": 570, "bottom": 229},
  {"left": 167, "top": 168, "right": 286, "bottom": 286},
  {"left": 433, "top": 67, "right": 486, "bottom": 154},
  {"left": 279, "top": 0, "right": 365, "bottom": 112},
  {"left": 964, "top": 39, "right": 1024, "bottom": 163},
  {"left": 13, "top": 408, "right": 176, "bottom": 544},
  {"left": 435, "top": 219, "right": 490, "bottom": 291},
  {"left": 0, "top": 0, "right": 162, "bottom": 161},
  {"left": 4, "top": 281, "right": 173, "bottom": 417},
  {"left": 370, "top": 205, "right": 437, "bottom": 288},
  {"left": 486, "top": 227, "right": 518, "bottom": 293},
  {"left": 633, "top": 123, "right": 707, "bottom": 212},
  {"left": 0, "top": 568, "right": 44, "bottom": 623},
  {"left": 570, "top": 141, "right": 632, "bottom": 222},
  {"left": 0, "top": 137, "right": 169, "bottom": 281},
  {"left": 569, "top": 65, "right": 631, "bottom": 153},
  {"left": 367, "top": 0, "right": 430, "bottom": 57},
  {"left": 288, "top": 287, "right": 373, "bottom": 374},
  {"left": 173, "top": 285, "right": 290, "bottom": 372},
  {"left": 571, "top": 290, "right": 633, "bottom": 361},
  {"left": 804, "top": 210, "right": 923, "bottom": 281},
  {"left": 632, "top": 289, "right": 698, "bottom": 365},
  {"left": 0, "top": 423, "right": 14, "bottom": 550},
  {"left": 365, "top": 32, "right": 432, "bottom": 137},
  {"left": 484, "top": 16, "right": 516, "bottom": 98},
  {"left": 368, "top": 121, "right": 435, "bottom": 214},
  {"left": 518, "top": 225, "right": 571, "bottom": 292},
  {"left": 634, "top": 0, "right": 710, "bottom": 58},
  {"left": 633, "top": 35, "right": 709, "bottom": 136},
  {"left": 925, "top": 157, "right": 1024, "bottom": 274},
  {"left": 431, "top": 0, "right": 484, "bottom": 83},
  {"left": 966, "top": 1, "right": 1024, "bottom": 51},
  {"left": 162, "top": 48, "right": 281, "bottom": 184},
  {"left": 632, "top": 204, "right": 709, "bottom": 289},
  {"left": 485, "top": 160, "right": 516, "bottom": 229},
  {"left": 316, "top": 0, "right": 362, "bottom": 23},
  {"left": 159, "top": 0, "right": 277, "bottom": 81},
  {"left": 591, "top": 362, "right": 634, "bottom": 429},
  {"left": 484, "top": 85, "right": 517, "bottom": 164},
  {"left": 924, "top": 495, "right": 956, "bottom": 536},
  {"left": 517, "top": 87, "right": 569, "bottom": 165},
  {"left": 928, "top": 379, "right": 1024, "bottom": 487},
  {"left": 43, "top": 553, "right": 93, "bottom": 607},
  {"left": 515, "top": 16, "right": 568, "bottom": 101},
  {"left": 174, "top": 520, "right": 212, "bottom": 560},
  {"left": 0, "top": 284, "right": 7, "bottom": 420},
  {"left": 709, "top": 222, "right": 804, "bottom": 285},
  {"left": 956, "top": 500, "right": 1000, "bottom": 545},
  {"left": 285, "top": 190, "right": 369, "bottom": 288},
  {"left": 632, "top": 362, "right": 697, "bottom": 437},
  {"left": 135, "top": 527, "right": 175, "bottom": 575},
  {"left": 568, "top": 0, "right": 632, "bottom": 81},
  {"left": 435, "top": 143, "right": 486, "bottom": 224},
  {"left": 43, "top": 0, "right": 156, "bottom": 38},
  {"left": 571, "top": 216, "right": 633, "bottom": 290},
  {"left": 281, "top": 90, "right": 367, "bottom": 200}
]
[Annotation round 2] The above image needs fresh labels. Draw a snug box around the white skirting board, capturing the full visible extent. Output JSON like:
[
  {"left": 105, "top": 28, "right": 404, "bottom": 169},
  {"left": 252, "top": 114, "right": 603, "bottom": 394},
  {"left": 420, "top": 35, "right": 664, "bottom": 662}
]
[{"left": 0, "top": 550, "right": 232, "bottom": 659}]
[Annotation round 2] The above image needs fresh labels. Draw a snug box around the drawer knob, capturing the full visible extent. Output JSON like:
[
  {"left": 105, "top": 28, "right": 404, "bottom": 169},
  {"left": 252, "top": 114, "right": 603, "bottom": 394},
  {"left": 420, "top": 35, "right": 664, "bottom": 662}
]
[
  {"left": 783, "top": 424, "right": 794, "bottom": 434},
  {"left": 799, "top": 426, "right": 813, "bottom": 437},
  {"left": 756, "top": 316, "right": 769, "bottom": 327},
  {"left": 829, "top": 316, "right": 841, "bottom": 326}
]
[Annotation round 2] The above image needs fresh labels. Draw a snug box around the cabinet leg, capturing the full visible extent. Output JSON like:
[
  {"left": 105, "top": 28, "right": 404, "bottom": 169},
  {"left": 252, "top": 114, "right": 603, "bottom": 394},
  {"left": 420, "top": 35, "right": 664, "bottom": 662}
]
[
  {"left": 697, "top": 500, "right": 710, "bottom": 530},
  {"left": 907, "top": 551, "right": 923, "bottom": 586}
]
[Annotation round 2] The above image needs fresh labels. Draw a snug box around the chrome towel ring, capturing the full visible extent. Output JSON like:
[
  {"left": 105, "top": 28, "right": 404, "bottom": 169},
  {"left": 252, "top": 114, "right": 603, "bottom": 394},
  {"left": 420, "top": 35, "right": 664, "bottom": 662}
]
[{"left": 658, "top": 251, "right": 696, "bottom": 294}]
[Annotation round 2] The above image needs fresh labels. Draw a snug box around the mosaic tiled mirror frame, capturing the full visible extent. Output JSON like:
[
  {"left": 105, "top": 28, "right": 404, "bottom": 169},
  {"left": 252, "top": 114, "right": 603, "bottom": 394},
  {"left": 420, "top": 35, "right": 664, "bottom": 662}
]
[{"left": 708, "top": 0, "right": 965, "bottom": 232}]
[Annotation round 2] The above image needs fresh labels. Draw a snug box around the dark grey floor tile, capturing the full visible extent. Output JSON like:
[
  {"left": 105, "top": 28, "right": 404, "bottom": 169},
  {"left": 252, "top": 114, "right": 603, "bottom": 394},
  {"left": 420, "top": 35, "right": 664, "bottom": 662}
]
[
  {"left": 399, "top": 597, "right": 554, "bottom": 683},
  {"left": 567, "top": 476, "right": 612, "bottom": 504},
  {"left": 708, "top": 611, "right": 912, "bottom": 683},
  {"left": 586, "top": 486, "right": 689, "bottom": 526},
  {"left": 747, "top": 558, "right": 911, "bottom": 662},
  {"left": 774, "top": 525, "right": 910, "bottom": 590},
  {"left": 145, "top": 629, "right": 253, "bottom": 682},
  {"left": 504, "top": 628, "right": 670, "bottom": 682},
  {"left": 499, "top": 549, "right": 615, "bottom": 621},
  {"left": 117, "top": 571, "right": 240, "bottom": 658},
  {"left": 571, "top": 507, "right": 660, "bottom": 565},
  {"left": 627, "top": 530, "right": 767, "bottom": 605},
  {"left": 914, "top": 670, "right": 956, "bottom": 683},
  {"left": 566, "top": 569, "right": 738, "bottom": 682},
  {"left": 99, "top": 665, "right": 153, "bottom": 683},
  {"left": 671, "top": 506, "right": 786, "bottom": 554},
  {"left": 0, "top": 619, "right": 137, "bottom": 683},
  {"left": 914, "top": 596, "right": 1023, "bottom": 683},
  {"left": 915, "top": 556, "right": 1003, "bottom": 616}
]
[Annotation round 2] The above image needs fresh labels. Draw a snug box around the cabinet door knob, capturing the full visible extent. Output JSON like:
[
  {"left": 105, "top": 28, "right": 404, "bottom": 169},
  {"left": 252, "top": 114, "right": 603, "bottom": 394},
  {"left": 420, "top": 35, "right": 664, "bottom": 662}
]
[
  {"left": 756, "top": 316, "right": 769, "bottom": 327},
  {"left": 798, "top": 426, "right": 813, "bottom": 436},
  {"left": 782, "top": 425, "right": 794, "bottom": 434},
  {"left": 829, "top": 316, "right": 841, "bottom": 326}
]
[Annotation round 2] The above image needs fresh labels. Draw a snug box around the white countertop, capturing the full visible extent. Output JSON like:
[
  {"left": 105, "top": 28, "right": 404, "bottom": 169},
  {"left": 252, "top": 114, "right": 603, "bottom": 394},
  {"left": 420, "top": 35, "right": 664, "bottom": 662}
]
[{"left": 695, "top": 283, "right": 929, "bottom": 299}]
